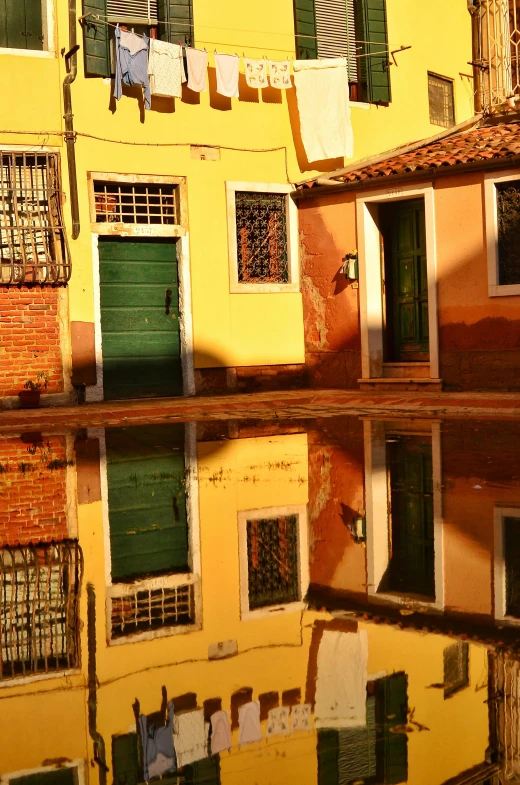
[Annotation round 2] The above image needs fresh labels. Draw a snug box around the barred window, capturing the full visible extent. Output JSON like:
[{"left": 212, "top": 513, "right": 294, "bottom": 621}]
[
  {"left": 497, "top": 181, "right": 520, "bottom": 285},
  {"left": 0, "top": 152, "right": 71, "bottom": 285},
  {"left": 443, "top": 641, "right": 469, "bottom": 698},
  {"left": 110, "top": 581, "right": 195, "bottom": 640},
  {"left": 0, "top": 541, "right": 82, "bottom": 680},
  {"left": 94, "top": 180, "right": 178, "bottom": 225},
  {"left": 247, "top": 515, "right": 299, "bottom": 609},
  {"left": 428, "top": 73, "right": 455, "bottom": 128},
  {"left": 235, "top": 192, "right": 289, "bottom": 284}
]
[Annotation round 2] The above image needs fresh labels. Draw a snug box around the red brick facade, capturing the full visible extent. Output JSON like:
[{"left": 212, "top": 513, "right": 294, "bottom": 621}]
[
  {"left": 0, "top": 435, "right": 69, "bottom": 546},
  {"left": 0, "top": 287, "right": 64, "bottom": 398}
]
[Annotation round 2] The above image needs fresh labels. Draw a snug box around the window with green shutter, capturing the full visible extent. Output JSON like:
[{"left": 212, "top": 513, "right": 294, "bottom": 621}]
[
  {"left": 10, "top": 769, "right": 76, "bottom": 785},
  {"left": 294, "top": 0, "right": 390, "bottom": 104},
  {"left": 0, "top": 0, "right": 44, "bottom": 51}
]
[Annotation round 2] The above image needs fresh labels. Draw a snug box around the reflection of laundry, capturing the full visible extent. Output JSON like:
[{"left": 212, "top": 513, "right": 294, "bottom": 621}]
[
  {"left": 186, "top": 47, "right": 208, "bottom": 92},
  {"left": 138, "top": 700, "right": 176, "bottom": 781},
  {"left": 114, "top": 27, "right": 151, "bottom": 110},
  {"left": 238, "top": 701, "right": 262, "bottom": 746},
  {"left": 215, "top": 53, "right": 240, "bottom": 97},
  {"left": 266, "top": 706, "right": 289, "bottom": 737},
  {"left": 291, "top": 704, "right": 312, "bottom": 732},
  {"left": 174, "top": 708, "right": 207, "bottom": 767},
  {"left": 269, "top": 60, "right": 291, "bottom": 89},
  {"left": 148, "top": 39, "right": 186, "bottom": 98},
  {"left": 293, "top": 58, "right": 353, "bottom": 162},
  {"left": 314, "top": 630, "right": 368, "bottom": 728},
  {"left": 338, "top": 697, "right": 377, "bottom": 784},
  {"left": 210, "top": 710, "right": 231, "bottom": 754},
  {"left": 244, "top": 58, "right": 268, "bottom": 89}
]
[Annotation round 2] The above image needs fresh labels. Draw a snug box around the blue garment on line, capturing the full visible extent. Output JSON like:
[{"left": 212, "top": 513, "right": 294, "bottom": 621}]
[
  {"left": 113, "top": 27, "right": 151, "bottom": 110},
  {"left": 138, "top": 700, "right": 176, "bottom": 780}
]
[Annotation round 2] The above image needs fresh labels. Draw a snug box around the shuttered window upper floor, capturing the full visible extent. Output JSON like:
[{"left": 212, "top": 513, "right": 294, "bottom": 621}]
[
  {"left": 0, "top": 0, "right": 53, "bottom": 52},
  {"left": 293, "top": 0, "right": 391, "bottom": 104}
]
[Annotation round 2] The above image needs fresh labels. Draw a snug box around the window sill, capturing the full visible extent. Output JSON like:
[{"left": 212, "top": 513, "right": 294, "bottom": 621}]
[
  {"left": 351, "top": 101, "right": 371, "bottom": 110},
  {"left": 230, "top": 282, "right": 300, "bottom": 294},
  {"left": 241, "top": 600, "right": 306, "bottom": 621},
  {"left": 0, "top": 668, "right": 80, "bottom": 689},
  {"left": 489, "top": 283, "right": 520, "bottom": 297},
  {"left": 0, "top": 47, "right": 55, "bottom": 58}
]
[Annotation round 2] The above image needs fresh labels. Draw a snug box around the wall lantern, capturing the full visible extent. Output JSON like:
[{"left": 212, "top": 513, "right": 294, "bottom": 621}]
[
  {"left": 348, "top": 510, "right": 366, "bottom": 543},
  {"left": 341, "top": 250, "right": 359, "bottom": 280}
]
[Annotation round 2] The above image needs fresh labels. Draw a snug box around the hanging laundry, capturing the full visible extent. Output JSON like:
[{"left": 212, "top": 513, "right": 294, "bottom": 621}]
[
  {"left": 314, "top": 630, "right": 368, "bottom": 729},
  {"left": 238, "top": 701, "right": 262, "bottom": 746},
  {"left": 266, "top": 706, "right": 290, "bottom": 738},
  {"left": 244, "top": 58, "right": 268, "bottom": 89},
  {"left": 113, "top": 27, "right": 151, "bottom": 110},
  {"left": 291, "top": 704, "right": 312, "bottom": 732},
  {"left": 268, "top": 60, "right": 292, "bottom": 89},
  {"left": 174, "top": 708, "right": 207, "bottom": 767},
  {"left": 138, "top": 700, "right": 176, "bottom": 781},
  {"left": 215, "top": 53, "right": 240, "bottom": 98},
  {"left": 148, "top": 39, "right": 186, "bottom": 99},
  {"left": 186, "top": 47, "right": 208, "bottom": 92},
  {"left": 293, "top": 58, "right": 353, "bottom": 163},
  {"left": 210, "top": 710, "right": 231, "bottom": 754}
]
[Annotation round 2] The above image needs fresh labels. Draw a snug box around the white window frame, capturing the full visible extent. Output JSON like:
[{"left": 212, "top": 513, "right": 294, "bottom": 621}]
[
  {"left": 238, "top": 504, "right": 309, "bottom": 620},
  {"left": 494, "top": 506, "right": 520, "bottom": 623},
  {"left": 1, "top": 760, "right": 84, "bottom": 784},
  {"left": 0, "top": 0, "right": 56, "bottom": 58},
  {"left": 485, "top": 170, "right": 520, "bottom": 297},
  {"left": 226, "top": 182, "right": 300, "bottom": 294}
]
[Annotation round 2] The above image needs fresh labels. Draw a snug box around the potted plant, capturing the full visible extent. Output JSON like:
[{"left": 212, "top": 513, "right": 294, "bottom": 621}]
[{"left": 18, "top": 372, "right": 49, "bottom": 409}]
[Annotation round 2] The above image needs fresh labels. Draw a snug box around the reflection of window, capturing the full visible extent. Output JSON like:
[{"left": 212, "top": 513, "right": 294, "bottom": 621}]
[
  {"left": 504, "top": 515, "right": 520, "bottom": 615},
  {"left": 496, "top": 182, "right": 520, "bottom": 286},
  {"left": 247, "top": 515, "right": 299, "bottom": 609},
  {"left": 235, "top": 192, "right": 289, "bottom": 284},
  {"left": 0, "top": 0, "right": 45, "bottom": 51},
  {"left": 428, "top": 73, "right": 455, "bottom": 128},
  {"left": 9, "top": 767, "right": 76, "bottom": 785},
  {"left": 443, "top": 641, "right": 469, "bottom": 698}
]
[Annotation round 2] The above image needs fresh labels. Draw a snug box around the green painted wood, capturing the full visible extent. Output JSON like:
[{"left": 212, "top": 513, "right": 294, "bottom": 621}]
[
  {"left": 112, "top": 734, "right": 139, "bottom": 785},
  {"left": 11, "top": 770, "right": 75, "bottom": 785},
  {"left": 376, "top": 673, "right": 408, "bottom": 784},
  {"left": 82, "top": 0, "right": 110, "bottom": 77},
  {"left": 356, "top": 0, "right": 390, "bottom": 103},
  {"left": 294, "top": 0, "right": 317, "bottom": 59},
  {"left": 106, "top": 425, "right": 188, "bottom": 582},
  {"left": 317, "top": 729, "right": 339, "bottom": 785},
  {"left": 505, "top": 517, "right": 520, "bottom": 617},
  {"left": 0, "top": 0, "right": 43, "bottom": 50},
  {"left": 99, "top": 237, "right": 183, "bottom": 400},
  {"left": 158, "top": 0, "right": 193, "bottom": 46}
]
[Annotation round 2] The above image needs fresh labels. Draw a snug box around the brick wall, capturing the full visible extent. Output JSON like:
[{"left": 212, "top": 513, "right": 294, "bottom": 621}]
[
  {"left": 0, "top": 435, "right": 69, "bottom": 546},
  {"left": 0, "top": 287, "right": 63, "bottom": 397}
]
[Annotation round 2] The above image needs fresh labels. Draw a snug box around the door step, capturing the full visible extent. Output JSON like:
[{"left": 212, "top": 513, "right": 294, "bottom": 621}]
[
  {"left": 358, "top": 378, "right": 443, "bottom": 392},
  {"left": 383, "top": 362, "right": 430, "bottom": 379}
]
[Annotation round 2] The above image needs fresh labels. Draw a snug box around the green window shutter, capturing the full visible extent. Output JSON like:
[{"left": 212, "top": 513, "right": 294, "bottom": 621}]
[
  {"left": 0, "top": 0, "right": 43, "bottom": 50},
  {"left": 505, "top": 516, "right": 520, "bottom": 615},
  {"left": 82, "top": 0, "right": 110, "bottom": 77},
  {"left": 377, "top": 673, "right": 408, "bottom": 785},
  {"left": 294, "top": 0, "right": 317, "bottom": 59},
  {"left": 157, "top": 0, "right": 194, "bottom": 46},
  {"left": 317, "top": 729, "right": 340, "bottom": 785},
  {"left": 24, "top": 0, "right": 44, "bottom": 50},
  {"left": 356, "top": 0, "right": 391, "bottom": 103},
  {"left": 112, "top": 733, "right": 140, "bottom": 785}
]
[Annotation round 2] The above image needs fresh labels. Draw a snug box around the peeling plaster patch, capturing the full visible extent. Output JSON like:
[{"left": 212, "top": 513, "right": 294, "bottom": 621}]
[{"left": 302, "top": 274, "right": 328, "bottom": 351}]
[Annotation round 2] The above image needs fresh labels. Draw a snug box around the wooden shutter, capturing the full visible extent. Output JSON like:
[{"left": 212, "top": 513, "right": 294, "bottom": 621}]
[
  {"left": 112, "top": 733, "right": 140, "bottom": 785},
  {"left": 157, "top": 0, "right": 194, "bottom": 46},
  {"left": 379, "top": 673, "right": 408, "bottom": 785},
  {"left": 82, "top": 0, "right": 110, "bottom": 77},
  {"left": 294, "top": 0, "right": 317, "bottom": 59},
  {"left": 505, "top": 516, "right": 520, "bottom": 615},
  {"left": 356, "top": 0, "right": 391, "bottom": 103},
  {"left": 0, "top": 0, "right": 43, "bottom": 50},
  {"left": 317, "top": 729, "right": 340, "bottom": 785}
]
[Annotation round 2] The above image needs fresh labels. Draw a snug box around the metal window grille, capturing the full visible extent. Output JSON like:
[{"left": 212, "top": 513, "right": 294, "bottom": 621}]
[
  {"left": 110, "top": 582, "right": 194, "bottom": 639},
  {"left": 475, "top": 0, "right": 520, "bottom": 110},
  {"left": 443, "top": 641, "right": 469, "bottom": 698},
  {"left": 496, "top": 183, "right": 520, "bottom": 285},
  {"left": 0, "top": 152, "right": 71, "bottom": 285},
  {"left": 107, "top": 0, "right": 158, "bottom": 24},
  {"left": 0, "top": 541, "right": 83, "bottom": 680},
  {"left": 94, "top": 180, "right": 178, "bottom": 225},
  {"left": 246, "top": 515, "right": 299, "bottom": 610},
  {"left": 428, "top": 73, "right": 455, "bottom": 128},
  {"left": 235, "top": 192, "right": 289, "bottom": 284}
]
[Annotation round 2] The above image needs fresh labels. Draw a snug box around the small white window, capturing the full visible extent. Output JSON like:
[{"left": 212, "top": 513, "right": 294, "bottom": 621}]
[{"left": 485, "top": 171, "right": 520, "bottom": 296}]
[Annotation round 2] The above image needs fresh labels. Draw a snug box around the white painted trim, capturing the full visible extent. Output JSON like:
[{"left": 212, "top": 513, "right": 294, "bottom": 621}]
[
  {"left": 0, "top": 668, "right": 80, "bottom": 690},
  {"left": 0, "top": 48, "right": 54, "bottom": 58},
  {"left": 238, "top": 504, "right": 309, "bottom": 621},
  {"left": 484, "top": 170, "right": 520, "bottom": 297},
  {"left": 0, "top": 0, "right": 57, "bottom": 58},
  {"left": 1, "top": 760, "right": 84, "bottom": 784},
  {"left": 85, "top": 234, "right": 103, "bottom": 403},
  {"left": 494, "top": 506, "right": 520, "bottom": 622},
  {"left": 356, "top": 183, "right": 440, "bottom": 379},
  {"left": 226, "top": 181, "right": 300, "bottom": 294},
  {"left": 364, "top": 421, "right": 444, "bottom": 610}
]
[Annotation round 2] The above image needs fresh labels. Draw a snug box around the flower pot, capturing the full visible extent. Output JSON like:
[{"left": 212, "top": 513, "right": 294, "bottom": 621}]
[{"left": 18, "top": 390, "right": 41, "bottom": 409}]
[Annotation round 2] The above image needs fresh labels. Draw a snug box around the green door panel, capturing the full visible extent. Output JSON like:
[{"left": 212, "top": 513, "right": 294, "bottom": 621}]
[
  {"left": 112, "top": 733, "right": 139, "bottom": 785},
  {"left": 0, "top": 0, "right": 43, "bottom": 50},
  {"left": 99, "top": 237, "right": 183, "bottom": 400},
  {"left": 106, "top": 425, "right": 189, "bottom": 582},
  {"left": 377, "top": 673, "right": 408, "bottom": 784},
  {"left": 294, "top": 0, "right": 317, "bottom": 59},
  {"left": 11, "top": 770, "right": 75, "bottom": 785},
  {"left": 505, "top": 516, "right": 520, "bottom": 617}
]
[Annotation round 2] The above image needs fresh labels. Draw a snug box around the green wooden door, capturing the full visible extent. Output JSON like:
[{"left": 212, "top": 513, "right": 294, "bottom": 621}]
[
  {"left": 385, "top": 199, "right": 429, "bottom": 362},
  {"left": 375, "top": 673, "right": 408, "bottom": 785},
  {"left": 106, "top": 425, "right": 189, "bottom": 583},
  {"left": 386, "top": 435, "right": 435, "bottom": 599},
  {"left": 99, "top": 237, "right": 183, "bottom": 401},
  {"left": 505, "top": 516, "right": 520, "bottom": 617}
]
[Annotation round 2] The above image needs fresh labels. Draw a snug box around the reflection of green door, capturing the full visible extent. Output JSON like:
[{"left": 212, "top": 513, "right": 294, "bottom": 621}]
[
  {"left": 99, "top": 237, "right": 183, "bottom": 400},
  {"left": 385, "top": 200, "right": 429, "bottom": 362},
  {"left": 106, "top": 425, "right": 188, "bottom": 583},
  {"left": 386, "top": 435, "right": 434, "bottom": 598}
]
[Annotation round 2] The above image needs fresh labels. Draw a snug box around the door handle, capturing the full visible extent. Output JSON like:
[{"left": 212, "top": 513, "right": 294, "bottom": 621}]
[{"left": 165, "top": 288, "right": 172, "bottom": 315}]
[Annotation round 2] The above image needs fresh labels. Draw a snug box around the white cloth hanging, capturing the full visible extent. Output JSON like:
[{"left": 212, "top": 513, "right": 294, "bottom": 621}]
[
  {"left": 148, "top": 40, "right": 186, "bottom": 98},
  {"left": 210, "top": 710, "right": 231, "bottom": 754},
  {"left": 215, "top": 53, "right": 240, "bottom": 98},
  {"left": 291, "top": 704, "right": 312, "bottom": 732},
  {"left": 266, "top": 706, "right": 290, "bottom": 737},
  {"left": 314, "top": 630, "right": 368, "bottom": 729},
  {"left": 293, "top": 58, "right": 353, "bottom": 163},
  {"left": 238, "top": 701, "right": 262, "bottom": 746},
  {"left": 269, "top": 60, "right": 292, "bottom": 89},
  {"left": 173, "top": 709, "right": 207, "bottom": 767},
  {"left": 244, "top": 58, "right": 269, "bottom": 89},
  {"left": 186, "top": 47, "right": 208, "bottom": 92}
]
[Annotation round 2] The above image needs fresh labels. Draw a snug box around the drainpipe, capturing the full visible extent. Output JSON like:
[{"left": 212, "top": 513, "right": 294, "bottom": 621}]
[
  {"left": 468, "top": 0, "right": 483, "bottom": 114},
  {"left": 63, "top": 0, "right": 80, "bottom": 239},
  {"left": 87, "top": 583, "right": 108, "bottom": 784}
]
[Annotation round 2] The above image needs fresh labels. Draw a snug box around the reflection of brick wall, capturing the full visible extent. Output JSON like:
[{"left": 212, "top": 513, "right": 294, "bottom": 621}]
[
  {"left": 0, "top": 287, "right": 63, "bottom": 397},
  {"left": 0, "top": 435, "right": 68, "bottom": 546}
]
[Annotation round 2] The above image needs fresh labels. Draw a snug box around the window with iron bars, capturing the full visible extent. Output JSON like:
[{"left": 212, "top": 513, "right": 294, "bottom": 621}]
[
  {"left": 428, "top": 73, "right": 455, "bottom": 128},
  {"left": 235, "top": 192, "right": 289, "bottom": 284},
  {"left": 0, "top": 152, "right": 71, "bottom": 285},
  {"left": 443, "top": 641, "right": 469, "bottom": 698},
  {"left": 94, "top": 180, "right": 178, "bottom": 225},
  {"left": 497, "top": 182, "right": 520, "bottom": 285},
  {"left": 246, "top": 515, "right": 299, "bottom": 609},
  {"left": 0, "top": 541, "right": 83, "bottom": 680},
  {"left": 473, "top": 0, "right": 520, "bottom": 110},
  {"left": 110, "top": 582, "right": 195, "bottom": 640}
]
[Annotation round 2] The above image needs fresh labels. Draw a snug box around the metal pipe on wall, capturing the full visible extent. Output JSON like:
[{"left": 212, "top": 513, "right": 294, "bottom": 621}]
[{"left": 63, "top": 0, "right": 80, "bottom": 239}]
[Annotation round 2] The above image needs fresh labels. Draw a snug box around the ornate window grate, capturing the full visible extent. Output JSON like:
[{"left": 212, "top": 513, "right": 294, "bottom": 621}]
[
  {"left": 0, "top": 540, "right": 83, "bottom": 680},
  {"left": 443, "top": 641, "right": 469, "bottom": 698},
  {"left": 94, "top": 180, "right": 177, "bottom": 225},
  {"left": 235, "top": 191, "right": 289, "bottom": 284},
  {"left": 110, "top": 582, "right": 194, "bottom": 639},
  {"left": 428, "top": 73, "right": 455, "bottom": 128},
  {"left": 247, "top": 515, "right": 299, "bottom": 610},
  {"left": 0, "top": 152, "right": 71, "bottom": 285},
  {"left": 497, "top": 183, "right": 520, "bottom": 285}
]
